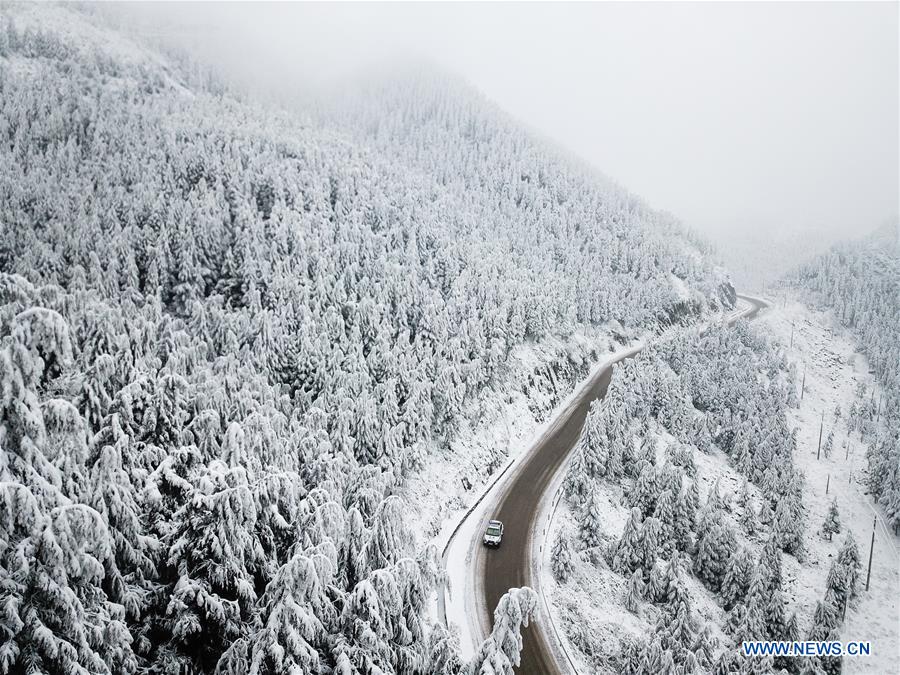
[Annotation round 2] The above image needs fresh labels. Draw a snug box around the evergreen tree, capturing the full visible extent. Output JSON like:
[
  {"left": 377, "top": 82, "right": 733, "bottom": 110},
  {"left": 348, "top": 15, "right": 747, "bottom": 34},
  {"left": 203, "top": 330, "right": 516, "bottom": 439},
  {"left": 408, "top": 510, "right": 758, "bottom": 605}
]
[
  {"left": 693, "top": 513, "right": 736, "bottom": 590},
  {"left": 631, "top": 461, "right": 660, "bottom": 518},
  {"left": 363, "top": 496, "right": 413, "bottom": 573},
  {"left": 226, "top": 553, "right": 336, "bottom": 674},
  {"left": 619, "top": 637, "right": 644, "bottom": 675},
  {"left": 807, "top": 600, "right": 842, "bottom": 675},
  {"left": 773, "top": 488, "right": 806, "bottom": 559},
  {"left": 822, "top": 499, "right": 841, "bottom": 541},
  {"left": 737, "top": 480, "right": 758, "bottom": 537},
  {"left": 578, "top": 400, "right": 610, "bottom": 479},
  {"left": 690, "top": 623, "right": 718, "bottom": 669},
  {"left": 763, "top": 587, "right": 789, "bottom": 640},
  {"left": 0, "top": 486, "right": 137, "bottom": 674},
  {"left": 613, "top": 507, "right": 645, "bottom": 576},
  {"left": 653, "top": 488, "right": 677, "bottom": 558},
  {"left": 469, "top": 588, "right": 537, "bottom": 675},
  {"left": 646, "top": 560, "right": 669, "bottom": 604},
  {"left": 551, "top": 531, "right": 574, "bottom": 583},
  {"left": 161, "top": 461, "right": 266, "bottom": 672},
  {"left": 835, "top": 531, "right": 861, "bottom": 598},
  {"left": 720, "top": 547, "right": 753, "bottom": 610},
  {"left": 672, "top": 481, "right": 699, "bottom": 551},
  {"left": 727, "top": 568, "right": 768, "bottom": 644},
  {"left": 577, "top": 487, "right": 605, "bottom": 549},
  {"left": 760, "top": 530, "right": 783, "bottom": 592},
  {"left": 625, "top": 568, "right": 644, "bottom": 614},
  {"left": 638, "top": 516, "right": 662, "bottom": 575},
  {"left": 824, "top": 534, "right": 860, "bottom": 619}
]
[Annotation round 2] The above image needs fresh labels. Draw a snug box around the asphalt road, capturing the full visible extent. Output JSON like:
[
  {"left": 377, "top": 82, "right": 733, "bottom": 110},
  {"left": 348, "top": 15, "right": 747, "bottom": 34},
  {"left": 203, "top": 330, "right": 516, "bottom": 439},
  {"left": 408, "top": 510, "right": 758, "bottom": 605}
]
[{"left": 475, "top": 295, "right": 766, "bottom": 674}]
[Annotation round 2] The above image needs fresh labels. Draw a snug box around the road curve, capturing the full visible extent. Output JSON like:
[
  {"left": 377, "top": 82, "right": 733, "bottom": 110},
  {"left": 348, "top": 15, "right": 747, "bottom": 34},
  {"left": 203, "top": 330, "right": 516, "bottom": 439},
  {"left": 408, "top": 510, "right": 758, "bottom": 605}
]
[{"left": 474, "top": 295, "right": 767, "bottom": 674}]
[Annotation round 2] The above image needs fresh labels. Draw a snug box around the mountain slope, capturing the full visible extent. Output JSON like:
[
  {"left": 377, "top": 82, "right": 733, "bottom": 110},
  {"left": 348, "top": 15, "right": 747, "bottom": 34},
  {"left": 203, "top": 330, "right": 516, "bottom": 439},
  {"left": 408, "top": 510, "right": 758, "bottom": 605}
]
[
  {"left": 786, "top": 222, "right": 900, "bottom": 530},
  {"left": 0, "top": 4, "right": 733, "bottom": 674}
]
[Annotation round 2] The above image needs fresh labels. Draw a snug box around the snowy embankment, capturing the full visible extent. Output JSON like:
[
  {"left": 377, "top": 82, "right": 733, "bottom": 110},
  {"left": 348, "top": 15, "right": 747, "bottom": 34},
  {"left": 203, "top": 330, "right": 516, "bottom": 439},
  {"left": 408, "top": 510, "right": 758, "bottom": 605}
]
[{"left": 758, "top": 299, "right": 899, "bottom": 673}]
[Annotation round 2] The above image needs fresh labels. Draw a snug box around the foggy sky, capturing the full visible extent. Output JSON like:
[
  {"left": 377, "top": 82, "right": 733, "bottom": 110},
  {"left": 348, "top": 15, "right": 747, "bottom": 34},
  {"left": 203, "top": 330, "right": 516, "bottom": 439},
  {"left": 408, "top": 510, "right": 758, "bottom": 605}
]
[{"left": 114, "top": 2, "right": 899, "bottom": 245}]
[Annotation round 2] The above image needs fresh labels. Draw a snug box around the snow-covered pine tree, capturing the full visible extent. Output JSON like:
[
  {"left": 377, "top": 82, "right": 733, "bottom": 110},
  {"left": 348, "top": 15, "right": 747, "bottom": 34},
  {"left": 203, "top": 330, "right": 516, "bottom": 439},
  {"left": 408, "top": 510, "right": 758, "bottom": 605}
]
[
  {"left": 564, "top": 445, "right": 591, "bottom": 502},
  {"left": 823, "top": 533, "right": 860, "bottom": 619},
  {"left": 726, "top": 567, "right": 768, "bottom": 644},
  {"left": 806, "top": 600, "right": 842, "bottom": 675},
  {"left": 646, "top": 560, "right": 669, "bottom": 604},
  {"left": 0, "top": 485, "right": 137, "bottom": 674},
  {"left": 672, "top": 485, "right": 695, "bottom": 552},
  {"left": 625, "top": 568, "right": 645, "bottom": 614},
  {"left": 161, "top": 461, "right": 267, "bottom": 671},
  {"left": 426, "top": 623, "right": 464, "bottom": 675},
  {"left": 469, "top": 588, "right": 538, "bottom": 675},
  {"left": 736, "top": 480, "right": 759, "bottom": 536},
  {"left": 720, "top": 547, "right": 753, "bottom": 610},
  {"left": 758, "top": 497, "right": 774, "bottom": 526},
  {"left": 653, "top": 488, "right": 677, "bottom": 559},
  {"left": 224, "top": 553, "right": 336, "bottom": 674},
  {"left": 363, "top": 495, "right": 413, "bottom": 573},
  {"left": 773, "top": 485, "right": 806, "bottom": 558},
  {"left": 613, "top": 507, "right": 645, "bottom": 576},
  {"left": 763, "top": 586, "right": 789, "bottom": 640},
  {"left": 551, "top": 530, "right": 574, "bottom": 583},
  {"left": 631, "top": 461, "right": 660, "bottom": 518},
  {"left": 835, "top": 531, "right": 861, "bottom": 598},
  {"left": 579, "top": 399, "right": 610, "bottom": 479},
  {"left": 578, "top": 487, "right": 605, "bottom": 549},
  {"left": 667, "top": 442, "right": 697, "bottom": 477},
  {"left": 760, "top": 530, "right": 783, "bottom": 593},
  {"left": 690, "top": 623, "right": 718, "bottom": 669},
  {"left": 822, "top": 499, "right": 841, "bottom": 541},
  {"left": 693, "top": 510, "right": 736, "bottom": 590},
  {"left": 619, "top": 637, "right": 645, "bottom": 675},
  {"left": 655, "top": 592, "right": 696, "bottom": 661},
  {"left": 638, "top": 516, "right": 662, "bottom": 576}
]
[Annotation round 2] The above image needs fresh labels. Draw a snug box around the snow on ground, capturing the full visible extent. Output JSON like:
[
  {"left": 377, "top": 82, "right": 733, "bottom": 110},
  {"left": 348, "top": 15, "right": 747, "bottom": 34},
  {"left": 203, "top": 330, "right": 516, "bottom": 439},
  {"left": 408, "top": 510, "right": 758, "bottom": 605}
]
[
  {"left": 396, "top": 326, "right": 618, "bottom": 652},
  {"left": 398, "top": 300, "right": 751, "bottom": 660},
  {"left": 542, "top": 427, "right": 758, "bottom": 673},
  {"left": 5, "top": 3, "right": 192, "bottom": 92},
  {"left": 392, "top": 295, "right": 749, "bottom": 661},
  {"left": 759, "top": 299, "right": 900, "bottom": 673},
  {"left": 541, "top": 298, "right": 899, "bottom": 674}
]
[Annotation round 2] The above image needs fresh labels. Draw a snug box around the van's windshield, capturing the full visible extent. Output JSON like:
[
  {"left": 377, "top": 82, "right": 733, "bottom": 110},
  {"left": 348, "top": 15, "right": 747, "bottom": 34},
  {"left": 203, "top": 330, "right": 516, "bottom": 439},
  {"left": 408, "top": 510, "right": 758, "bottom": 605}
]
[{"left": 486, "top": 526, "right": 501, "bottom": 536}]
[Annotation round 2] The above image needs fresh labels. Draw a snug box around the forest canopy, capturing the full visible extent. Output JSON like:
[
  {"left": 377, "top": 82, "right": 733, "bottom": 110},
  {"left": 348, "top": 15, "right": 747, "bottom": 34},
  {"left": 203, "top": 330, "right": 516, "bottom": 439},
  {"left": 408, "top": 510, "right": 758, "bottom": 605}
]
[{"left": 0, "top": 5, "right": 734, "bottom": 674}]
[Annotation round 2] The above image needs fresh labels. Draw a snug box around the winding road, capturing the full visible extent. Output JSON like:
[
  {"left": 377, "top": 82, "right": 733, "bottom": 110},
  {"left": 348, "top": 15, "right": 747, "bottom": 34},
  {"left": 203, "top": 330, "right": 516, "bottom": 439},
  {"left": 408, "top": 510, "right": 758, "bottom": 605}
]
[{"left": 470, "top": 295, "right": 767, "bottom": 674}]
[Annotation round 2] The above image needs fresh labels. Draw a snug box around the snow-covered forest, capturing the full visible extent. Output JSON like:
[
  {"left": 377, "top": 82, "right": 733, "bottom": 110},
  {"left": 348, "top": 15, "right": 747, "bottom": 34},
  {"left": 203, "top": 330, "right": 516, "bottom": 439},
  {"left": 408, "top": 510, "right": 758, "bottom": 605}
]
[
  {"left": 0, "top": 5, "right": 740, "bottom": 674},
  {"left": 548, "top": 318, "right": 879, "bottom": 674},
  {"left": 786, "top": 223, "right": 899, "bottom": 531}
]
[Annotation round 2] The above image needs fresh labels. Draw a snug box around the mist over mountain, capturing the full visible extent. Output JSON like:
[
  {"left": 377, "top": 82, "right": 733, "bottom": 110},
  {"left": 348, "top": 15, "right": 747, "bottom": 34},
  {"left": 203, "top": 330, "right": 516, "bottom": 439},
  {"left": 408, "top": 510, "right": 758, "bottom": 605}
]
[{"left": 0, "top": 4, "right": 735, "bottom": 673}]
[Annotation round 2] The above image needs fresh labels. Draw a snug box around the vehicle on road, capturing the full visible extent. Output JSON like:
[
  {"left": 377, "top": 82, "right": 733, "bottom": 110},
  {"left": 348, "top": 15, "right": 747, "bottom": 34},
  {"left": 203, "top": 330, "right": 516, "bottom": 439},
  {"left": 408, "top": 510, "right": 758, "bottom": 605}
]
[{"left": 483, "top": 520, "right": 504, "bottom": 547}]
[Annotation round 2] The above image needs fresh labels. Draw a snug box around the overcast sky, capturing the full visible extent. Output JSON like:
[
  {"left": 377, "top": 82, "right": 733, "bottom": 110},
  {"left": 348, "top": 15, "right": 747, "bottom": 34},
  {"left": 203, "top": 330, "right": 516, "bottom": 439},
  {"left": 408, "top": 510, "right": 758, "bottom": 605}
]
[{"left": 118, "top": 2, "right": 898, "bottom": 244}]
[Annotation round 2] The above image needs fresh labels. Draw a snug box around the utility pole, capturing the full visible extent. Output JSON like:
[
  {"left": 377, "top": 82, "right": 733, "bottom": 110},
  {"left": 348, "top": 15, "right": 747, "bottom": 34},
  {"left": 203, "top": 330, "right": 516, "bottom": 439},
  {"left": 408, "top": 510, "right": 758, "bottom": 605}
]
[
  {"left": 816, "top": 410, "right": 825, "bottom": 460},
  {"left": 800, "top": 362, "right": 806, "bottom": 401},
  {"left": 865, "top": 515, "right": 877, "bottom": 592},
  {"left": 826, "top": 474, "right": 830, "bottom": 495},
  {"left": 789, "top": 321, "right": 794, "bottom": 348},
  {"left": 845, "top": 440, "right": 851, "bottom": 461}
]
